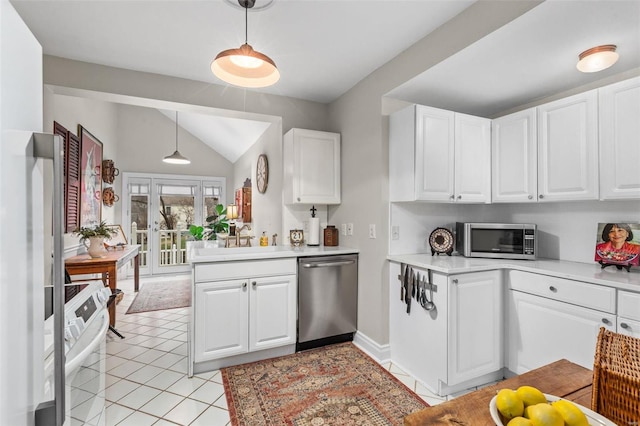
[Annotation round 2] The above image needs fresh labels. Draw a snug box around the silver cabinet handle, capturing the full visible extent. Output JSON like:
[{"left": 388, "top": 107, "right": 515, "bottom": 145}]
[
  {"left": 449, "top": 195, "right": 455, "bottom": 200},
  {"left": 528, "top": 195, "right": 533, "bottom": 200},
  {"left": 301, "top": 260, "right": 355, "bottom": 268},
  {"left": 252, "top": 281, "right": 257, "bottom": 288},
  {"left": 602, "top": 318, "right": 611, "bottom": 325},
  {"left": 452, "top": 279, "right": 458, "bottom": 284},
  {"left": 457, "top": 195, "right": 462, "bottom": 200},
  {"left": 242, "top": 282, "right": 247, "bottom": 289},
  {"left": 549, "top": 286, "right": 557, "bottom": 292},
  {"left": 539, "top": 194, "right": 544, "bottom": 199},
  {"left": 620, "top": 322, "right": 629, "bottom": 329}
]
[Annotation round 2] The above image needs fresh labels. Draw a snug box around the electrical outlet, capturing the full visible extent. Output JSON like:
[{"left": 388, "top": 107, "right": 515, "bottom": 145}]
[
  {"left": 369, "top": 224, "right": 376, "bottom": 239},
  {"left": 391, "top": 225, "right": 400, "bottom": 240},
  {"left": 347, "top": 223, "right": 354, "bottom": 236},
  {"left": 341, "top": 224, "right": 347, "bottom": 236}
]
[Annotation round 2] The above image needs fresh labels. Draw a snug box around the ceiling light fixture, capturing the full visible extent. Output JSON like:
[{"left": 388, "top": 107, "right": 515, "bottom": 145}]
[
  {"left": 576, "top": 44, "right": 619, "bottom": 73},
  {"left": 163, "top": 111, "right": 191, "bottom": 165},
  {"left": 211, "top": 0, "right": 280, "bottom": 88}
]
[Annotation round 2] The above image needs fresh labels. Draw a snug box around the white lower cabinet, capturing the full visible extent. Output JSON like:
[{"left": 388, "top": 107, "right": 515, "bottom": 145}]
[
  {"left": 389, "top": 265, "right": 502, "bottom": 395},
  {"left": 617, "top": 290, "right": 640, "bottom": 338},
  {"left": 448, "top": 271, "right": 502, "bottom": 385},
  {"left": 192, "top": 259, "right": 297, "bottom": 366},
  {"left": 507, "top": 290, "right": 615, "bottom": 374}
]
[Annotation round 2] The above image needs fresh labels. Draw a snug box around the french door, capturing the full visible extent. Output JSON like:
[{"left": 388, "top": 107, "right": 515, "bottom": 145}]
[{"left": 123, "top": 173, "right": 225, "bottom": 276}]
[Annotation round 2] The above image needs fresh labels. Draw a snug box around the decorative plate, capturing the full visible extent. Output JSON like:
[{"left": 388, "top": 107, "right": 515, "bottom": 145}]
[
  {"left": 489, "top": 393, "right": 615, "bottom": 426},
  {"left": 428, "top": 227, "right": 454, "bottom": 255}
]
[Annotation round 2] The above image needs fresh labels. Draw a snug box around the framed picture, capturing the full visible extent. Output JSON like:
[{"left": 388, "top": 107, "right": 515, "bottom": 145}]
[
  {"left": 78, "top": 125, "right": 103, "bottom": 228},
  {"left": 105, "top": 224, "right": 127, "bottom": 248},
  {"left": 594, "top": 222, "right": 640, "bottom": 269}
]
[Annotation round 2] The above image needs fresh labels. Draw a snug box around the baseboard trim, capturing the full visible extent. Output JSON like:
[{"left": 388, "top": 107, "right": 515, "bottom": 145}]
[{"left": 352, "top": 331, "right": 390, "bottom": 364}]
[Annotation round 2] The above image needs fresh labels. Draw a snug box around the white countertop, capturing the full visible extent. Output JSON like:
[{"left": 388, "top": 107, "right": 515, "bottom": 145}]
[
  {"left": 189, "top": 245, "right": 359, "bottom": 263},
  {"left": 388, "top": 253, "right": 640, "bottom": 291}
]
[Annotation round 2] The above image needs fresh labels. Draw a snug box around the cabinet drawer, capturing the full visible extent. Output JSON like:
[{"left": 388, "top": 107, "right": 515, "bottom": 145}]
[
  {"left": 618, "top": 291, "right": 640, "bottom": 321},
  {"left": 618, "top": 317, "right": 640, "bottom": 338},
  {"left": 194, "top": 258, "right": 296, "bottom": 282},
  {"left": 508, "top": 270, "right": 615, "bottom": 313}
]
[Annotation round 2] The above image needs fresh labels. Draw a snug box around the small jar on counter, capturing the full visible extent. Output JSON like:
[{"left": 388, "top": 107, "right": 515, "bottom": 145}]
[
  {"left": 260, "top": 232, "right": 269, "bottom": 246},
  {"left": 324, "top": 225, "right": 339, "bottom": 246}
]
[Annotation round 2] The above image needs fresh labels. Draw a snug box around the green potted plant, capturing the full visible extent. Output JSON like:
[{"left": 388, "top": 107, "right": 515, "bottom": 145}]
[
  {"left": 74, "top": 220, "right": 113, "bottom": 258},
  {"left": 205, "top": 204, "right": 229, "bottom": 239}
]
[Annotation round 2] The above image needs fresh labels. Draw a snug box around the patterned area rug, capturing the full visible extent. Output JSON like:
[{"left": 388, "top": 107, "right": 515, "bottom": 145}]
[
  {"left": 222, "top": 343, "right": 428, "bottom": 425},
  {"left": 125, "top": 278, "right": 191, "bottom": 314}
]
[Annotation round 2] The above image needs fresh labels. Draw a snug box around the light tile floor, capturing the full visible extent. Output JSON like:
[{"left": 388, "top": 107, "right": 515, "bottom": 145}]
[{"left": 105, "top": 274, "right": 451, "bottom": 425}]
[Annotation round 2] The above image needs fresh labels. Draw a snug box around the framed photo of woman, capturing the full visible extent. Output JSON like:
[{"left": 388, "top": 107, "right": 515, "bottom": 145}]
[
  {"left": 595, "top": 222, "right": 640, "bottom": 268},
  {"left": 78, "top": 125, "right": 103, "bottom": 228}
]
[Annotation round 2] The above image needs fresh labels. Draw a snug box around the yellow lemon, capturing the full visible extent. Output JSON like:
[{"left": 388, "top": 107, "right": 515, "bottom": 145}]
[
  {"left": 551, "top": 399, "right": 589, "bottom": 426},
  {"left": 496, "top": 389, "right": 525, "bottom": 420},
  {"left": 516, "top": 386, "right": 547, "bottom": 407},
  {"left": 526, "top": 403, "right": 564, "bottom": 426},
  {"left": 507, "top": 417, "right": 533, "bottom": 426}
]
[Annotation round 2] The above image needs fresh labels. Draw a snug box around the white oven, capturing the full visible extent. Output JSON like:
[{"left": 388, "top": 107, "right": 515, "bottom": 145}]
[{"left": 43, "top": 281, "right": 110, "bottom": 425}]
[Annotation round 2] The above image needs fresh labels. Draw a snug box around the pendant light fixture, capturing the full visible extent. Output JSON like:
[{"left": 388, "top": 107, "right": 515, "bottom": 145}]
[
  {"left": 163, "top": 111, "right": 190, "bottom": 165},
  {"left": 211, "top": 0, "right": 280, "bottom": 88},
  {"left": 577, "top": 45, "right": 619, "bottom": 73}
]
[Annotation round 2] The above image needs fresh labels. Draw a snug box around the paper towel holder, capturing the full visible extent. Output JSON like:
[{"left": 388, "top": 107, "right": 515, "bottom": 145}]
[{"left": 307, "top": 205, "right": 320, "bottom": 247}]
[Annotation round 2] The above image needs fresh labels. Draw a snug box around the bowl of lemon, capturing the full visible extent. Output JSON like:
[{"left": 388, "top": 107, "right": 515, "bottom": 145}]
[{"left": 489, "top": 385, "right": 614, "bottom": 426}]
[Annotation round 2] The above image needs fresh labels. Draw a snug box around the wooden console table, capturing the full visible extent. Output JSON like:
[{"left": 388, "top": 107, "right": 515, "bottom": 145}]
[
  {"left": 65, "top": 245, "right": 140, "bottom": 326},
  {"left": 404, "top": 359, "right": 593, "bottom": 425}
]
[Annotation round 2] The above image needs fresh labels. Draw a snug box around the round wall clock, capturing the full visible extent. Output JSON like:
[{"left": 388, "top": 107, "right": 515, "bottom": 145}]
[
  {"left": 428, "top": 227, "right": 454, "bottom": 256},
  {"left": 256, "top": 154, "right": 269, "bottom": 194}
]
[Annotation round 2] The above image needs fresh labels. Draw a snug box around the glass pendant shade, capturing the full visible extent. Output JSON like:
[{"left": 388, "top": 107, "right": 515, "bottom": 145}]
[
  {"left": 577, "top": 45, "right": 619, "bottom": 73},
  {"left": 163, "top": 112, "right": 190, "bottom": 165},
  {"left": 211, "top": 43, "right": 280, "bottom": 88}
]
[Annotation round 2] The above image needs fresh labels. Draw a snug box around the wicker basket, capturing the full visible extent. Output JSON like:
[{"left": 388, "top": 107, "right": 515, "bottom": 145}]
[{"left": 591, "top": 327, "right": 640, "bottom": 425}]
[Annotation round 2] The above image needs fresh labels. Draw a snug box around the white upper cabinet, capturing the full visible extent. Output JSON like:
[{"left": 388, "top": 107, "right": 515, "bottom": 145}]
[
  {"left": 283, "top": 128, "right": 341, "bottom": 205},
  {"left": 492, "top": 109, "right": 537, "bottom": 203},
  {"left": 537, "top": 90, "right": 599, "bottom": 201},
  {"left": 599, "top": 76, "right": 640, "bottom": 200},
  {"left": 389, "top": 105, "right": 490, "bottom": 203},
  {"left": 454, "top": 112, "right": 491, "bottom": 203},
  {"left": 415, "top": 106, "right": 455, "bottom": 201}
]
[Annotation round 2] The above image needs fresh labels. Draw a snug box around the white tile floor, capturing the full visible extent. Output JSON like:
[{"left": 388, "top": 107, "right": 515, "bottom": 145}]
[{"left": 105, "top": 274, "right": 451, "bottom": 425}]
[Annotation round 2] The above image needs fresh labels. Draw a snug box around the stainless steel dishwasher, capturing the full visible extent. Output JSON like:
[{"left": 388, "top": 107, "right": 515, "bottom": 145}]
[{"left": 297, "top": 254, "right": 358, "bottom": 351}]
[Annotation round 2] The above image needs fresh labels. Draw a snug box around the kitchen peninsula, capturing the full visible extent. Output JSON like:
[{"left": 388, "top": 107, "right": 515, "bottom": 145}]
[
  {"left": 388, "top": 253, "right": 640, "bottom": 398},
  {"left": 187, "top": 245, "right": 359, "bottom": 376}
]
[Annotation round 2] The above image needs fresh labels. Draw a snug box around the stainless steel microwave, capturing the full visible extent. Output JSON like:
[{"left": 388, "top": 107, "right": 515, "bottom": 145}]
[{"left": 455, "top": 222, "right": 537, "bottom": 260}]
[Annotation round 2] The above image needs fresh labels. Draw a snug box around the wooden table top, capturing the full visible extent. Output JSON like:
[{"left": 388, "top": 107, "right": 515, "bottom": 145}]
[
  {"left": 65, "top": 244, "right": 139, "bottom": 267},
  {"left": 404, "top": 359, "right": 593, "bottom": 426}
]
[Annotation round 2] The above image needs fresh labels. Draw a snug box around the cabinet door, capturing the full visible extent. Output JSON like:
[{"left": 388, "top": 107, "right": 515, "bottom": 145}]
[
  {"left": 448, "top": 271, "right": 502, "bottom": 385},
  {"left": 415, "top": 106, "right": 455, "bottom": 201},
  {"left": 249, "top": 275, "right": 297, "bottom": 351},
  {"left": 492, "top": 109, "right": 537, "bottom": 203},
  {"left": 537, "top": 90, "right": 599, "bottom": 201},
  {"left": 454, "top": 113, "right": 491, "bottom": 203},
  {"left": 599, "top": 77, "right": 640, "bottom": 200},
  {"left": 194, "top": 279, "right": 249, "bottom": 362},
  {"left": 507, "top": 290, "right": 615, "bottom": 374},
  {"left": 285, "top": 129, "right": 341, "bottom": 204}
]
